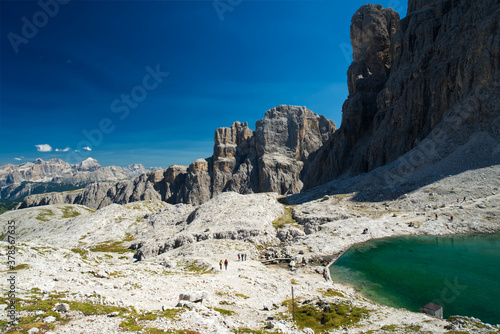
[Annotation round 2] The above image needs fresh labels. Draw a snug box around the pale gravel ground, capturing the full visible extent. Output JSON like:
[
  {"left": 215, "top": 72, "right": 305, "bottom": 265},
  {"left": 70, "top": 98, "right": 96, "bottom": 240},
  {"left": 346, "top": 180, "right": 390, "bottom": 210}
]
[{"left": 0, "top": 165, "right": 499, "bottom": 333}]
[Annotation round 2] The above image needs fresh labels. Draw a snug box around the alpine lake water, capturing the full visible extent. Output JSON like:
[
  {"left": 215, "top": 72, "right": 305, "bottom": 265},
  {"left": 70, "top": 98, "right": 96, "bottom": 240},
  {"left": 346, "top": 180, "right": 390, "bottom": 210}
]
[{"left": 329, "top": 233, "right": 500, "bottom": 325}]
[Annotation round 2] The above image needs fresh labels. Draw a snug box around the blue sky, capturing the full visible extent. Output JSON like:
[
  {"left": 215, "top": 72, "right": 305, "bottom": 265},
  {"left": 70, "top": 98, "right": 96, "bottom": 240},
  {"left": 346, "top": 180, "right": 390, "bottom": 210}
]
[{"left": 0, "top": 0, "right": 407, "bottom": 168}]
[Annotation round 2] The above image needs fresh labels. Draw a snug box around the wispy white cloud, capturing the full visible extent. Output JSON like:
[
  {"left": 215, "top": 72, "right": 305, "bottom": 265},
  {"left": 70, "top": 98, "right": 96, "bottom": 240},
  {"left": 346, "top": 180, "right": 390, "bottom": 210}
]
[
  {"left": 82, "top": 146, "right": 92, "bottom": 151},
  {"left": 55, "top": 147, "right": 70, "bottom": 152},
  {"left": 14, "top": 157, "right": 22, "bottom": 161},
  {"left": 35, "top": 144, "right": 52, "bottom": 152},
  {"left": 74, "top": 150, "right": 80, "bottom": 152}
]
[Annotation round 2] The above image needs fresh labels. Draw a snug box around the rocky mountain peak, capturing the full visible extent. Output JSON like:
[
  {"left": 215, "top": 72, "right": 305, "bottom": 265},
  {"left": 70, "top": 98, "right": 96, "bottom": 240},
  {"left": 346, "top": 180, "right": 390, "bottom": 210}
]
[{"left": 73, "top": 157, "right": 101, "bottom": 172}]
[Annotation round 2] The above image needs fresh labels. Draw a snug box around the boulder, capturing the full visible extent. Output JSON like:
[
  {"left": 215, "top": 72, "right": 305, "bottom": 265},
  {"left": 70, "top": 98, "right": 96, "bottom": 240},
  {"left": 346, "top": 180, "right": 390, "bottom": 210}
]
[
  {"left": 179, "top": 291, "right": 208, "bottom": 303},
  {"left": 55, "top": 302, "right": 70, "bottom": 312}
]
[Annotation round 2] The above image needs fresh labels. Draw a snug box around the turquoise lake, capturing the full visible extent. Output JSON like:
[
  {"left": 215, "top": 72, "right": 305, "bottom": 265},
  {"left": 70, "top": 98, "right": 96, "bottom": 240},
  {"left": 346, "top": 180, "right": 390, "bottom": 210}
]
[{"left": 329, "top": 234, "right": 500, "bottom": 325}]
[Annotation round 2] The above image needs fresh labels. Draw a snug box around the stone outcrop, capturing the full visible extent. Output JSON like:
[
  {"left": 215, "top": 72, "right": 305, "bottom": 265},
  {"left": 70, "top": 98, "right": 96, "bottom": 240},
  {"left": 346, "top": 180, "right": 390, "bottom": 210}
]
[
  {"left": 304, "top": 0, "right": 500, "bottom": 188},
  {"left": 20, "top": 106, "right": 335, "bottom": 209}
]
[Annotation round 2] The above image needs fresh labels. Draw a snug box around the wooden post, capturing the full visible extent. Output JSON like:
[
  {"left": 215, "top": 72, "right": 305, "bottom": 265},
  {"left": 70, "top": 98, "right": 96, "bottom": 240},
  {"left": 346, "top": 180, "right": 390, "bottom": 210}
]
[{"left": 291, "top": 286, "right": 295, "bottom": 323}]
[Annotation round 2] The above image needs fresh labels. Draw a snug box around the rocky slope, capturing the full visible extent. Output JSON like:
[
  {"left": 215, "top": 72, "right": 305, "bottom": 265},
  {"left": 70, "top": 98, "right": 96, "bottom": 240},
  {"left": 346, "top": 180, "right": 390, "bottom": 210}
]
[
  {"left": 0, "top": 158, "right": 149, "bottom": 203},
  {"left": 1, "top": 162, "right": 499, "bottom": 333},
  {"left": 304, "top": 0, "right": 500, "bottom": 188},
  {"left": 19, "top": 106, "right": 336, "bottom": 209}
]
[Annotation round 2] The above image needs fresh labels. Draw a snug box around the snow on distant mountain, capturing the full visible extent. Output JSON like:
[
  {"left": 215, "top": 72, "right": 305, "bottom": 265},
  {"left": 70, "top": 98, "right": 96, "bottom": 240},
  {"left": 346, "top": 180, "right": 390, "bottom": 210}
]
[{"left": 0, "top": 158, "right": 156, "bottom": 203}]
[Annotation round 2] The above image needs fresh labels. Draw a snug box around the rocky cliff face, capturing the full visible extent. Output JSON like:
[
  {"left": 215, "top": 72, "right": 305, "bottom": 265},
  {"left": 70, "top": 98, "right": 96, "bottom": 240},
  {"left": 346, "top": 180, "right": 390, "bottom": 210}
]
[
  {"left": 19, "top": 106, "right": 336, "bottom": 209},
  {"left": 304, "top": 0, "right": 500, "bottom": 188}
]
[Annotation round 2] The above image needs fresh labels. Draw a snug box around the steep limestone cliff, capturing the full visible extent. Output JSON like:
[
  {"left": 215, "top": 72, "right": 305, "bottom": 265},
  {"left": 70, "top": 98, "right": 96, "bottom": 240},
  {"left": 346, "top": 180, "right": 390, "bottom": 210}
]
[{"left": 304, "top": 0, "right": 500, "bottom": 188}]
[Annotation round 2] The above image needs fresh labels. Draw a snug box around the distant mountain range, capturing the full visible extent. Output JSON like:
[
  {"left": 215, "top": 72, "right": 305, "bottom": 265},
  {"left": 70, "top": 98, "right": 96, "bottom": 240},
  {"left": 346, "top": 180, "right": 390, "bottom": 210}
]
[{"left": 0, "top": 158, "right": 154, "bottom": 203}]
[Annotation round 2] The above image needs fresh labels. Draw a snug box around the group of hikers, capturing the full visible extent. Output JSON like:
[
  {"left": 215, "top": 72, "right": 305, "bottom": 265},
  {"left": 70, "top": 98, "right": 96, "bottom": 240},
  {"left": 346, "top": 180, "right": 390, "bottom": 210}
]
[
  {"left": 219, "top": 254, "right": 249, "bottom": 270},
  {"left": 219, "top": 259, "right": 228, "bottom": 270}
]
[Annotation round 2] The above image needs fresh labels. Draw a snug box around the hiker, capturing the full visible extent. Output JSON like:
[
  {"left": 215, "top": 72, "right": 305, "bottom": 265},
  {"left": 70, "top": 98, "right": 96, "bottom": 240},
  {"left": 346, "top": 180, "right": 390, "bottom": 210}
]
[
  {"left": 224, "top": 259, "right": 228, "bottom": 270},
  {"left": 219, "top": 260, "right": 223, "bottom": 270},
  {"left": 457, "top": 198, "right": 459, "bottom": 203},
  {"left": 238, "top": 253, "right": 240, "bottom": 261},
  {"left": 450, "top": 215, "right": 454, "bottom": 221},
  {"left": 435, "top": 213, "right": 438, "bottom": 220},
  {"left": 463, "top": 196, "right": 466, "bottom": 202},
  {"left": 244, "top": 254, "right": 247, "bottom": 261},
  {"left": 362, "top": 228, "right": 368, "bottom": 234}
]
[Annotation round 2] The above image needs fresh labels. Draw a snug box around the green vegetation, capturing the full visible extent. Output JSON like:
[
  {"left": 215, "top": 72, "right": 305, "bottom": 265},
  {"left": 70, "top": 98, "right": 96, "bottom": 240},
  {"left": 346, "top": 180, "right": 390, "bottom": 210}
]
[
  {"left": 35, "top": 208, "right": 54, "bottom": 222},
  {"left": 119, "top": 318, "right": 143, "bottom": 332},
  {"left": 282, "top": 300, "right": 369, "bottom": 333},
  {"left": 0, "top": 202, "right": 19, "bottom": 215},
  {"left": 161, "top": 308, "right": 184, "bottom": 319},
  {"left": 213, "top": 307, "right": 235, "bottom": 316},
  {"left": 89, "top": 240, "right": 134, "bottom": 253},
  {"left": 232, "top": 328, "right": 279, "bottom": 334},
  {"left": 182, "top": 260, "right": 213, "bottom": 274},
  {"left": 11, "top": 264, "right": 29, "bottom": 271},
  {"left": 0, "top": 293, "right": 185, "bottom": 334},
  {"left": 235, "top": 293, "right": 250, "bottom": 299},
  {"left": 61, "top": 206, "right": 81, "bottom": 219},
  {"left": 319, "top": 288, "right": 345, "bottom": 299},
  {"left": 272, "top": 206, "right": 299, "bottom": 230},
  {"left": 70, "top": 248, "right": 89, "bottom": 259},
  {"left": 219, "top": 300, "right": 235, "bottom": 306}
]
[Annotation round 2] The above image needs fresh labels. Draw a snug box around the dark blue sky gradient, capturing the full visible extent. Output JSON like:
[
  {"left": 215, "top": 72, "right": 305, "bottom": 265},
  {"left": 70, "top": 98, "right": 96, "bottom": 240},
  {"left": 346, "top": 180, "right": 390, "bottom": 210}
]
[{"left": 0, "top": 0, "right": 407, "bottom": 168}]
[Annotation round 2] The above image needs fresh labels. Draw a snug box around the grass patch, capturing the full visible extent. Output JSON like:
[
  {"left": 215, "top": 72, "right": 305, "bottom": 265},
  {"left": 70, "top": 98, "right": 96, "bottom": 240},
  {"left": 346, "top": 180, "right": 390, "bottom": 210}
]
[
  {"left": 232, "top": 329, "right": 279, "bottom": 334},
  {"left": 0, "top": 294, "right": 136, "bottom": 334},
  {"left": 66, "top": 300, "right": 128, "bottom": 316},
  {"left": 219, "top": 301, "right": 235, "bottom": 306},
  {"left": 213, "top": 307, "right": 235, "bottom": 316},
  {"left": 183, "top": 260, "right": 212, "bottom": 274},
  {"left": 35, "top": 208, "right": 54, "bottom": 222},
  {"left": 380, "top": 324, "right": 397, "bottom": 331},
  {"left": 70, "top": 248, "right": 89, "bottom": 259},
  {"left": 1, "top": 262, "right": 29, "bottom": 272},
  {"left": 61, "top": 206, "right": 81, "bottom": 219},
  {"left": 161, "top": 308, "right": 184, "bottom": 319},
  {"left": 90, "top": 241, "right": 134, "bottom": 253},
  {"left": 320, "top": 288, "right": 345, "bottom": 299},
  {"left": 272, "top": 206, "right": 298, "bottom": 230},
  {"left": 0, "top": 202, "right": 19, "bottom": 215},
  {"left": 119, "top": 318, "right": 143, "bottom": 332},
  {"left": 282, "top": 300, "right": 369, "bottom": 333},
  {"left": 235, "top": 293, "right": 250, "bottom": 299}
]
